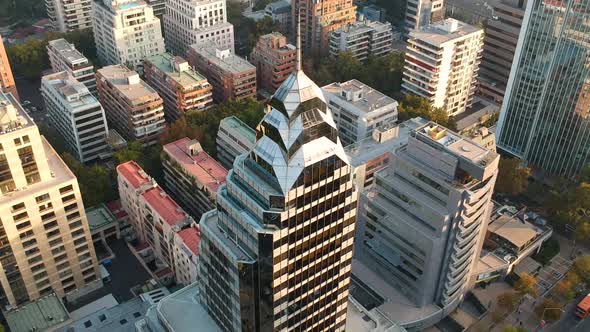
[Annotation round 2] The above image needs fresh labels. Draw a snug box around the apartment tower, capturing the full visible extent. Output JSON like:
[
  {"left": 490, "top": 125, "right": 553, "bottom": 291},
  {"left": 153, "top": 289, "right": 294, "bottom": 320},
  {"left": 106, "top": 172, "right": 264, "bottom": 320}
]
[
  {"left": 250, "top": 32, "right": 296, "bottom": 93},
  {"left": 405, "top": 0, "right": 445, "bottom": 35},
  {"left": 292, "top": 0, "right": 356, "bottom": 56},
  {"left": 46, "top": 0, "right": 93, "bottom": 32},
  {"left": 0, "top": 91, "right": 100, "bottom": 307},
  {"left": 329, "top": 20, "right": 394, "bottom": 62},
  {"left": 47, "top": 39, "right": 97, "bottom": 96},
  {"left": 497, "top": 0, "right": 590, "bottom": 177},
  {"left": 197, "top": 28, "right": 357, "bottom": 331},
  {"left": 403, "top": 18, "right": 484, "bottom": 116},
  {"left": 92, "top": 0, "right": 165, "bottom": 68},
  {"left": 0, "top": 34, "right": 18, "bottom": 100},
  {"left": 163, "top": 0, "right": 234, "bottom": 56},
  {"left": 478, "top": 0, "right": 527, "bottom": 104}
]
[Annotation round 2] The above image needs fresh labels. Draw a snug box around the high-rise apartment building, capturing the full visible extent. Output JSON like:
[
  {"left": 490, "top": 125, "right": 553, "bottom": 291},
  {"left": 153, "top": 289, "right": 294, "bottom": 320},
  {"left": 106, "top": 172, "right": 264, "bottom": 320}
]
[
  {"left": 497, "top": 0, "right": 590, "bottom": 177},
  {"left": 0, "top": 34, "right": 18, "bottom": 100},
  {"left": 354, "top": 122, "right": 498, "bottom": 328},
  {"left": 216, "top": 116, "right": 256, "bottom": 169},
  {"left": 92, "top": 0, "right": 165, "bottom": 69},
  {"left": 46, "top": 0, "right": 93, "bottom": 32},
  {"left": 186, "top": 44, "right": 256, "bottom": 103},
  {"left": 143, "top": 53, "right": 213, "bottom": 122},
  {"left": 329, "top": 20, "right": 393, "bottom": 62},
  {"left": 250, "top": 32, "right": 296, "bottom": 93},
  {"left": 96, "top": 65, "right": 165, "bottom": 146},
  {"left": 265, "top": 0, "right": 292, "bottom": 35},
  {"left": 41, "top": 71, "right": 110, "bottom": 164},
  {"left": 47, "top": 39, "right": 97, "bottom": 96},
  {"left": 478, "top": 0, "right": 527, "bottom": 104},
  {"left": 404, "top": 0, "right": 445, "bottom": 35},
  {"left": 322, "top": 79, "right": 398, "bottom": 146},
  {"left": 292, "top": 0, "right": 357, "bottom": 56},
  {"left": 0, "top": 91, "right": 101, "bottom": 308},
  {"left": 197, "top": 44, "right": 357, "bottom": 331},
  {"left": 163, "top": 0, "right": 234, "bottom": 56},
  {"left": 161, "top": 138, "right": 227, "bottom": 220},
  {"left": 403, "top": 18, "right": 484, "bottom": 116}
]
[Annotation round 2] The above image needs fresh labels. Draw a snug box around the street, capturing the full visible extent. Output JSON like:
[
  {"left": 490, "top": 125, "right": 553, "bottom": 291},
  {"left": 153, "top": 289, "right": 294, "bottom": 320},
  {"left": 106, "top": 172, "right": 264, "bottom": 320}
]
[{"left": 546, "top": 295, "right": 590, "bottom": 332}]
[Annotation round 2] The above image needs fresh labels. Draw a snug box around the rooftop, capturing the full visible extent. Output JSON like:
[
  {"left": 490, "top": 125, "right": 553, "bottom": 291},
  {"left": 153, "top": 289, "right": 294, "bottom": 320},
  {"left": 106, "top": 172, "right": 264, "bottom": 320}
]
[
  {"left": 177, "top": 226, "right": 200, "bottom": 255},
  {"left": 144, "top": 53, "right": 209, "bottom": 88},
  {"left": 335, "top": 20, "right": 392, "bottom": 35},
  {"left": 86, "top": 205, "right": 117, "bottom": 232},
  {"left": 265, "top": 0, "right": 290, "bottom": 14},
  {"left": 5, "top": 294, "right": 70, "bottom": 332},
  {"left": 488, "top": 214, "right": 544, "bottom": 249},
  {"left": 97, "top": 65, "right": 160, "bottom": 104},
  {"left": 0, "top": 90, "right": 34, "bottom": 132},
  {"left": 117, "top": 161, "right": 151, "bottom": 189},
  {"left": 322, "top": 79, "right": 398, "bottom": 115},
  {"left": 142, "top": 186, "right": 188, "bottom": 226},
  {"left": 191, "top": 43, "right": 255, "bottom": 74},
  {"left": 219, "top": 116, "right": 256, "bottom": 144},
  {"left": 42, "top": 71, "right": 99, "bottom": 109},
  {"left": 409, "top": 18, "right": 482, "bottom": 46},
  {"left": 48, "top": 38, "right": 91, "bottom": 66},
  {"left": 101, "top": 0, "right": 148, "bottom": 12},
  {"left": 163, "top": 138, "right": 228, "bottom": 193},
  {"left": 455, "top": 99, "right": 500, "bottom": 133}
]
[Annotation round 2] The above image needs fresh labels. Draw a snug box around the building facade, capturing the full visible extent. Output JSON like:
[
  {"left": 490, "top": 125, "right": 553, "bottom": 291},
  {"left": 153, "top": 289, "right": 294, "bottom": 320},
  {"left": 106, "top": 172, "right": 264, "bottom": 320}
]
[
  {"left": 172, "top": 225, "right": 200, "bottom": 285},
  {"left": 292, "top": 0, "right": 357, "bottom": 56},
  {"left": 405, "top": 0, "right": 445, "bottom": 35},
  {"left": 478, "top": 0, "right": 527, "bottom": 104},
  {"left": 403, "top": 18, "right": 484, "bottom": 116},
  {"left": 92, "top": 0, "right": 165, "bottom": 68},
  {"left": 216, "top": 116, "right": 256, "bottom": 169},
  {"left": 496, "top": 0, "right": 590, "bottom": 177},
  {"left": 0, "top": 34, "right": 18, "bottom": 100},
  {"left": 143, "top": 53, "right": 213, "bottom": 122},
  {"left": 0, "top": 91, "right": 101, "bottom": 308},
  {"left": 322, "top": 79, "right": 398, "bottom": 146},
  {"left": 162, "top": 138, "right": 227, "bottom": 220},
  {"left": 41, "top": 71, "right": 110, "bottom": 164},
  {"left": 355, "top": 122, "right": 498, "bottom": 328},
  {"left": 46, "top": 0, "right": 93, "bottom": 32},
  {"left": 265, "top": 0, "right": 291, "bottom": 35},
  {"left": 186, "top": 44, "right": 256, "bottom": 103},
  {"left": 250, "top": 32, "right": 296, "bottom": 93},
  {"left": 163, "top": 0, "right": 234, "bottom": 56},
  {"left": 47, "top": 39, "right": 97, "bottom": 96},
  {"left": 96, "top": 65, "right": 165, "bottom": 146},
  {"left": 329, "top": 20, "right": 393, "bottom": 62}
]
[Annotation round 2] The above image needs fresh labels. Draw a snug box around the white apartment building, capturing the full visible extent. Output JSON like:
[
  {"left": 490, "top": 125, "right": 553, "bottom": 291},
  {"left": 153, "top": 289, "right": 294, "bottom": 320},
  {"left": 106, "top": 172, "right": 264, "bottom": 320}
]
[
  {"left": 92, "top": 0, "right": 165, "bottom": 69},
  {"left": 403, "top": 18, "right": 484, "bottom": 116},
  {"left": 329, "top": 20, "right": 394, "bottom": 62},
  {"left": 405, "top": 0, "right": 444, "bottom": 35},
  {"left": 0, "top": 91, "right": 101, "bottom": 308},
  {"left": 47, "top": 39, "right": 97, "bottom": 96},
  {"left": 41, "top": 71, "right": 110, "bottom": 164},
  {"left": 172, "top": 225, "right": 199, "bottom": 285},
  {"left": 163, "top": 0, "right": 234, "bottom": 56},
  {"left": 46, "top": 0, "right": 93, "bottom": 32},
  {"left": 322, "top": 79, "right": 398, "bottom": 146}
]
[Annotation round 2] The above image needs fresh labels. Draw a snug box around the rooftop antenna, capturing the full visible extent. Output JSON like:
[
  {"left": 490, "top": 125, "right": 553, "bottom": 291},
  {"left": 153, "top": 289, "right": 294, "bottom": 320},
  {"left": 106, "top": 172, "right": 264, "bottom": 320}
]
[{"left": 296, "top": 10, "right": 302, "bottom": 72}]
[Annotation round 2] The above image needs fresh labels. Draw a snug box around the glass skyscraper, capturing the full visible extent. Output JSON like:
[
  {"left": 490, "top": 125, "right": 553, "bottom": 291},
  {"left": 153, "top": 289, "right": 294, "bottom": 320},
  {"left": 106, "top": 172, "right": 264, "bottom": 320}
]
[
  {"left": 197, "top": 39, "right": 358, "bottom": 330},
  {"left": 497, "top": 0, "right": 590, "bottom": 177}
]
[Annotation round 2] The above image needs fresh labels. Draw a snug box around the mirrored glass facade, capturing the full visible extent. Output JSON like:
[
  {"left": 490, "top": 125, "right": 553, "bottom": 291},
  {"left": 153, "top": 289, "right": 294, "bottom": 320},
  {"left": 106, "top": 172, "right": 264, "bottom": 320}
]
[{"left": 497, "top": 0, "right": 590, "bottom": 177}]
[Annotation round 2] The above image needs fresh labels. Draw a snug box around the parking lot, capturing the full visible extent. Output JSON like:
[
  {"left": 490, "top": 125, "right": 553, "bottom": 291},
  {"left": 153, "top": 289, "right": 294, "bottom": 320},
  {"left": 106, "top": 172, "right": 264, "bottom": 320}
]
[{"left": 535, "top": 256, "right": 573, "bottom": 296}]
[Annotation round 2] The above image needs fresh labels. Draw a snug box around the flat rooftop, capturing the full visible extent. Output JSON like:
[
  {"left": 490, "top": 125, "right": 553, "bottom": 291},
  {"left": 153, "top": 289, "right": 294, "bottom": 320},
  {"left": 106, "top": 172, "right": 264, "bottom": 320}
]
[
  {"left": 42, "top": 71, "right": 98, "bottom": 109},
  {"left": 409, "top": 18, "right": 482, "bottom": 47},
  {"left": 97, "top": 65, "right": 160, "bottom": 104},
  {"left": 145, "top": 53, "right": 209, "bottom": 88},
  {"left": 117, "top": 161, "right": 152, "bottom": 189},
  {"left": 322, "top": 79, "right": 397, "bottom": 114},
  {"left": 191, "top": 43, "right": 255, "bottom": 74},
  {"left": 219, "top": 116, "right": 256, "bottom": 144},
  {"left": 0, "top": 90, "right": 35, "bottom": 131},
  {"left": 177, "top": 226, "right": 200, "bottom": 255},
  {"left": 163, "top": 138, "right": 227, "bottom": 193},
  {"left": 488, "top": 214, "right": 544, "bottom": 249},
  {"left": 48, "top": 38, "right": 90, "bottom": 66},
  {"left": 142, "top": 186, "right": 188, "bottom": 226},
  {"left": 100, "top": 0, "right": 148, "bottom": 12},
  {"left": 86, "top": 205, "right": 117, "bottom": 232},
  {"left": 5, "top": 294, "right": 69, "bottom": 332},
  {"left": 336, "top": 20, "right": 391, "bottom": 35}
]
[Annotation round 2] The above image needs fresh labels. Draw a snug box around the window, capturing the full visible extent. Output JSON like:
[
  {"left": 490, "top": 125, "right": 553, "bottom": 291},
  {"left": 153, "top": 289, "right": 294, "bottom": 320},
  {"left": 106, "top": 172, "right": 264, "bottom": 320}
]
[
  {"left": 11, "top": 202, "right": 25, "bottom": 212},
  {"left": 22, "top": 135, "right": 29, "bottom": 144},
  {"left": 60, "top": 185, "right": 73, "bottom": 194},
  {"left": 36, "top": 193, "right": 50, "bottom": 203},
  {"left": 13, "top": 138, "right": 21, "bottom": 146}
]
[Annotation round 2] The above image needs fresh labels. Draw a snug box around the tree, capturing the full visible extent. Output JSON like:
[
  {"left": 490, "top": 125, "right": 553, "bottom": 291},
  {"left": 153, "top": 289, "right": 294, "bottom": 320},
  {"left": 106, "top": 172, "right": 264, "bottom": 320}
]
[
  {"left": 573, "top": 255, "right": 590, "bottom": 283},
  {"left": 114, "top": 141, "right": 164, "bottom": 183},
  {"left": 514, "top": 273, "right": 538, "bottom": 297},
  {"left": 159, "top": 117, "right": 203, "bottom": 145},
  {"left": 534, "top": 298, "right": 562, "bottom": 322},
  {"left": 502, "top": 326, "right": 527, "bottom": 332},
  {"left": 495, "top": 157, "right": 531, "bottom": 195},
  {"left": 497, "top": 292, "right": 519, "bottom": 313},
  {"left": 252, "top": 0, "right": 272, "bottom": 11},
  {"left": 397, "top": 95, "right": 455, "bottom": 129},
  {"left": 61, "top": 153, "right": 118, "bottom": 207},
  {"left": 554, "top": 279, "right": 575, "bottom": 302}
]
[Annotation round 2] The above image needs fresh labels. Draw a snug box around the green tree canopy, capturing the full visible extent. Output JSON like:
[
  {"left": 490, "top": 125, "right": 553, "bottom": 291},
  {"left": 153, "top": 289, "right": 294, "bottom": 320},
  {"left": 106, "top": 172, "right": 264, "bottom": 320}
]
[
  {"left": 534, "top": 298, "right": 562, "bottom": 322},
  {"left": 61, "top": 153, "right": 118, "bottom": 207},
  {"left": 495, "top": 157, "right": 531, "bottom": 195},
  {"left": 573, "top": 256, "right": 590, "bottom": 283},
  {"left": 514, "top": 272, "right": 538, "bottom": 297}
]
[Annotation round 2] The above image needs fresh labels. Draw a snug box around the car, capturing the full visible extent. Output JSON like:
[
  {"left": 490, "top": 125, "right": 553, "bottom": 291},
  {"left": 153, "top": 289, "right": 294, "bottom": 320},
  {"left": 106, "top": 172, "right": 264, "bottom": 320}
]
[{"left": 22, "top": 100, "right": 31, "bottom": 106}]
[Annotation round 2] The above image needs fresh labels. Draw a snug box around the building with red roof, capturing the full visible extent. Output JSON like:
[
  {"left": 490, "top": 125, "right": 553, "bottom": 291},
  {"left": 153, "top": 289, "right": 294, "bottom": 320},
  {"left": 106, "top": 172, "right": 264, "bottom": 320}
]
[
  {"left": 173, "top": 225, "right": 201, "bottom": 285},
  {"left": 162, "top": 138, "right": 228, "bottom": 219}
]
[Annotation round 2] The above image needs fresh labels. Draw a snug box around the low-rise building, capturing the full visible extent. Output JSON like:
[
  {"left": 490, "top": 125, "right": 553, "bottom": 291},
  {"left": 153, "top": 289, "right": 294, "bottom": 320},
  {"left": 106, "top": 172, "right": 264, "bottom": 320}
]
[
  {"left": 250, "top": 32, "right": 296, "bottom": 93},
  {"left": 47, "top": 39, "right": 97, "bottom": 96},
  {"left": 172, "top": 225, "right": 200, "bottom": 285},
  {"left": 85, "top": 204, "right": 121, "bottom": 247},
  {"left": 264, "top": 0, "right": 291, "bottom": 35},
  {"left": 161, "top": 138, "right": 227, "bottom": 219},
  {"left": 41, "top": 71, "right": 110, "bottom": 163},
  {"left": 143, "top": 53, "right": 213, "bottom": 122},
  {"left": 96, "top": 65, "right": 165, "bottom": 146},
  {"left": 5, "top": 293, "right": 70, "bottom": 332},
  {"left": 322, "top": 79, "right": 398, "bottom": 146},
  {"left": 186, "top": 44, "right": 257, "bottom": 103},
  {"left": 329, "top": 20, "right": 394, "bottom": 62},
  {"left": 216, "top": 116, "right": 256, "bottom": 169}
]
